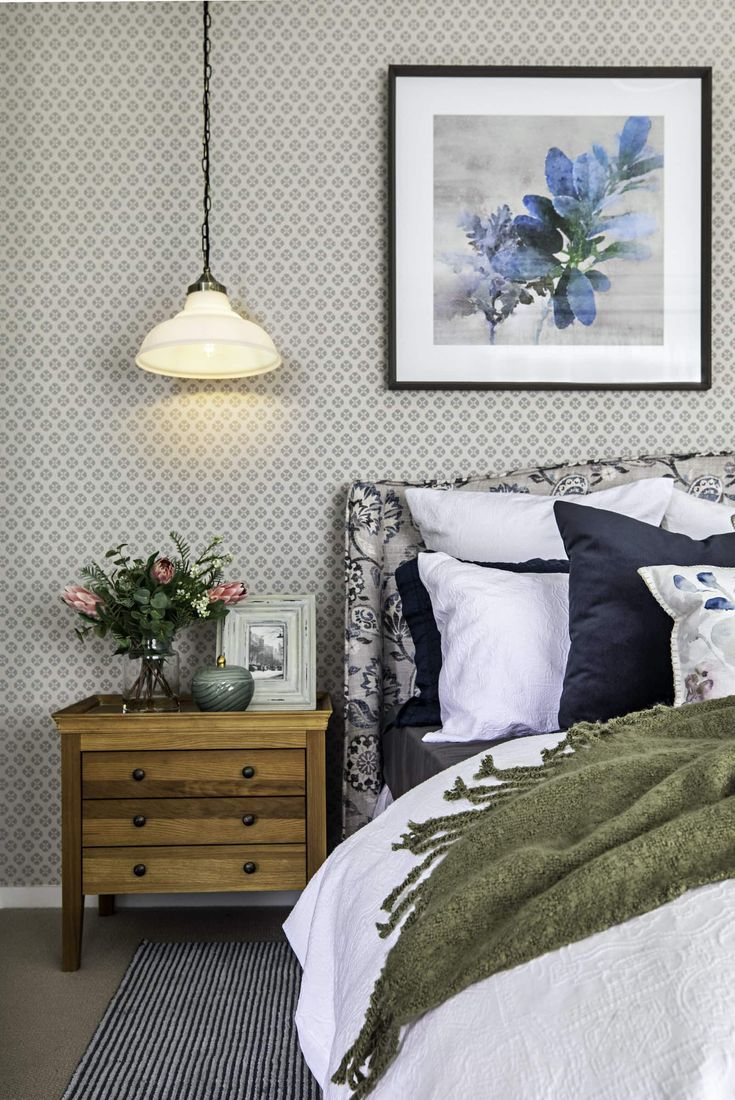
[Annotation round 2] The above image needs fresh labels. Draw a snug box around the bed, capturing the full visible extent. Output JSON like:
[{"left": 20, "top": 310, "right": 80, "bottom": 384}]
[
  {"left": 341, "top": 451, "right": 735, "bottom": 833},
  {"left": 286, "top": 738, "right": 735, "bottom": 1098},
  {"left": 286, "top": 450, "right": 735, "bottom": 1098}
]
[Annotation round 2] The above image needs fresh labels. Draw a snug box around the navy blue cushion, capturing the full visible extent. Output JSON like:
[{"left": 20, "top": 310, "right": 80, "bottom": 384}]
[
  {"left": 555, "top": 501, "right": 735, "bottom": 728},
  {"left": 394, "top": 555, "right": 569, "bottom": 728}
]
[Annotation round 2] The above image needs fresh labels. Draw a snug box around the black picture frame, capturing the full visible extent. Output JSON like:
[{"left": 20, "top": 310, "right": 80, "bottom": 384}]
[{"left": 388, "top": 65, "right": 712, "bottom": 391}]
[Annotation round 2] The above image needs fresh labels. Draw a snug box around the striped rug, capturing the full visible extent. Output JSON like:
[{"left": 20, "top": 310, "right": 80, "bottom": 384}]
[{"left": 62, "top": 940, "right": 321, "bottom": 1100}]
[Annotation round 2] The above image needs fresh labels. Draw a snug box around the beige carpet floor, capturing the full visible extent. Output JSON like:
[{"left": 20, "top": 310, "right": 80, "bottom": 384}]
[{"left": 0, "top": 906, "right": 289, "bottom": 1100}]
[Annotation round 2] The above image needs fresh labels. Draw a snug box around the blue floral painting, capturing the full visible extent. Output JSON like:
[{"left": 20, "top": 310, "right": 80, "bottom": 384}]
[{"left": 434, "top": 114, "right": 664, "bottom": 347}]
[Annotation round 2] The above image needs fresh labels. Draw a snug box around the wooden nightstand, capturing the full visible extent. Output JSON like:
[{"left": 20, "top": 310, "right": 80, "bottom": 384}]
[{"left": 52, "top": 694, "right": 331, "bottom": 971}]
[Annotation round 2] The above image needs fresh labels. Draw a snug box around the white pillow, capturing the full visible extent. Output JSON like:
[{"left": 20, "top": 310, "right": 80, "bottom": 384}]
[
  {"left": 662, "top": 489, "right": 735, "bottom": 538},
  {"left": 406, "top": 479, "right": 673, "bottom": 562},
  {"left": 639, "top": 564, "right": 735, "bottom": 706},
  {"left": 418, "top": 552, "right": 569, "bottom": 742}
]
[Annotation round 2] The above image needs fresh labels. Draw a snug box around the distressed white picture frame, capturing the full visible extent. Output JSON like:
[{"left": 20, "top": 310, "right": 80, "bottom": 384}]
[{"left": 217, "top": 594, "right": 316, "bottom": 711}]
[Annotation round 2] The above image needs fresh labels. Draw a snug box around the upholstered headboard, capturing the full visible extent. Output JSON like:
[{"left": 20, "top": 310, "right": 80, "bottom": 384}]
[{"left": 342, "top": 451, "right": 735, "bottom": 834}]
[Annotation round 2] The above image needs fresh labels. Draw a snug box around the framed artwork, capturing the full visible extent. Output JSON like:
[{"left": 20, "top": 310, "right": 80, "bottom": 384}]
[
  {"left": 389, "top": 66, "right": 711, "bottom": 390},
  {"left": 217, "top": 594, "right": 316, "bottom": 711}
]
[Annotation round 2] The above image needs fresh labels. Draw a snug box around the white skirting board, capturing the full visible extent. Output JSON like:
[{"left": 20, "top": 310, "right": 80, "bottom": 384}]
[{"left": 0, "top": 886, "right": 302, "bottom": 909}]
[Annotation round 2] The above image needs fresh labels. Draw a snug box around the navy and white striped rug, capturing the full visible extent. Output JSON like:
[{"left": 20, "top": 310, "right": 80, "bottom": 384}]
[{"left": 62, "top": 940, "right": 321, "bottom": 1100}]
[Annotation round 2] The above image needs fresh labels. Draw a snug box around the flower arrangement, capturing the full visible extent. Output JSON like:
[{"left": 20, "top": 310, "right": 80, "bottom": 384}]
[
  {"left": 63, "top": 532, "right": 246, "bottom": 651},
  {"left": 62, "top": 533, "right": 247, "bottom": 710},
  {"left": 443, "top": 115, "right": 663, "bottom": 344}
]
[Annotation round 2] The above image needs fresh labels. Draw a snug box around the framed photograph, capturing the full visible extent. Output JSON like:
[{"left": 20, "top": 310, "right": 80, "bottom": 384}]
[
  {"left": 217, "top": 594, "right": 316, "bottom": 711},
  {"left": 389, "top": 66, "right": 711, "bottom": 390}
]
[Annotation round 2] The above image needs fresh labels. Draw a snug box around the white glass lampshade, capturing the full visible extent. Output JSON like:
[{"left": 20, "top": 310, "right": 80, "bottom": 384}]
[{"left": 136, "top": 289, "right": 281, "bottom": 379}]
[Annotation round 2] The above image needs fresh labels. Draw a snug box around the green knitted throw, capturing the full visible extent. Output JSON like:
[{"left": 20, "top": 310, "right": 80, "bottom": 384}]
[{"left": 333, "top": 696, "right": 735, "bottom": 1099}]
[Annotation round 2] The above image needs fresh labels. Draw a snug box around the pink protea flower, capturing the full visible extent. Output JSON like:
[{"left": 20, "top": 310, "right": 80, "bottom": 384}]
[
  {"left": 62, "top": 585, "right": 103, "bottom": 618},
  {"left": 208, "top": 581, "right": 247, "bottom": 606},
  {"left": 151, "top": 557, "right": 175, "bottom": 584}
]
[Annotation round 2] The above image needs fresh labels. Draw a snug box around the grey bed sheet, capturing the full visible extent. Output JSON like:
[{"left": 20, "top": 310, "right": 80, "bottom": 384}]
[{"left": 382, "top": 723, "right": 555, "bottom": 801}]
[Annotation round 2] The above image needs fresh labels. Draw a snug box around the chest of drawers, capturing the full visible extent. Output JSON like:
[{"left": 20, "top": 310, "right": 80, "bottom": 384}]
[{"left": 53, "top": 694, "right": 331, "bottom": 970}]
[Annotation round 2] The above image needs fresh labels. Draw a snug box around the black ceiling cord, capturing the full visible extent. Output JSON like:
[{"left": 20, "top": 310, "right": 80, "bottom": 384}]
[{"left": 189, "top": 0, "right": 226, "bottom": 294}]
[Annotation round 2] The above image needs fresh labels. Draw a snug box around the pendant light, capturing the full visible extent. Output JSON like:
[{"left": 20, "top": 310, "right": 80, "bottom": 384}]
[{"left": 136, "top": 1, "right": 281, "bottom": 380}]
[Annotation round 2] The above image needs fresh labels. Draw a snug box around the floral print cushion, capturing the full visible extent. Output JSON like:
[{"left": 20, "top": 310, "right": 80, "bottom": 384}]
[
  {"left": 343, "top": 452, "right": 735, "bottom": 835},
  {"left": 639, "top": 565, "right": 735, "bottom": 707}
]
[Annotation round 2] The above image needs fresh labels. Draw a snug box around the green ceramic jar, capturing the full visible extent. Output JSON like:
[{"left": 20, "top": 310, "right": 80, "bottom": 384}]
[{"left": 192, "top": 655, "right": 254, "bottom": 712}]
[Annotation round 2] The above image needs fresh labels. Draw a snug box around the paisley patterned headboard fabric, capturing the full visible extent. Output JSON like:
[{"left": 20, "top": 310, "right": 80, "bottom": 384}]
[{"left": 343, "top": 451, "right": 735, "bottom": 834}]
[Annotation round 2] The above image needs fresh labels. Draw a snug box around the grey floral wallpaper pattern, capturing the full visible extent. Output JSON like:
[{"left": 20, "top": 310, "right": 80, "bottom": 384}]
[{"left": 0, "top": 0, "right": 732, "bottom": 884}]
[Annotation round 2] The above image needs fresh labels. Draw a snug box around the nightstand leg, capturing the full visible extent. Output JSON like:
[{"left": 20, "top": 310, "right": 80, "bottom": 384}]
[
  {"left": 62, "top": 888, "right": 84, "bottom": 971},
  {"left": 98, "top": 894, "right": 115, "bottom": 917},
  {"left": 61, "top": 733, "right": 84, "bottom": 971}
]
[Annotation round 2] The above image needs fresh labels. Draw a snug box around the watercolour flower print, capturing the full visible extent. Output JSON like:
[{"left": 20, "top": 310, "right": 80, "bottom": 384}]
[{"left": 434, "top": 114, "right": 664, "bottom": 346}]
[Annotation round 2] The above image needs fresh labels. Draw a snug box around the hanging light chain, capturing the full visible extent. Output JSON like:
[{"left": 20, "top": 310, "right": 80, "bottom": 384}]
[
  {"left": 201, "top": 0, "right": 212, "bottom": 275},
  {"left": 187, "top": 0, "right": 225, "bottom": 294}
]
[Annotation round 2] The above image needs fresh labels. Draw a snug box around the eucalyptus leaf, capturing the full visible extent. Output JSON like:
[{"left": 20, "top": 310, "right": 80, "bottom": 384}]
[
  {"left": 626, "top": 153, "right": 663, "bottom": 178},
  {"left": 545, "top": 147, "right": 576, "bottom": 198},
  {"left": 566, "top": 269, "right": 596, "bottom": 326},
  {"left": 618, "top": 116, "right": 651, "bottom": 163},
  {"left": 572, "top": 152, "right": 607, "bottom": 207},
  {"left": 551, "top": 194, "right": 583, "bottom": 220},
  {"left": 597, "top": 240, "right": 652, "bottom": 263},
  {"left": 585, "top": 269, "right": 611, "bottom": 292},
  {"left": 521, "top": 194, "right": 564, "bottom": 229},
  {"left": 552, "top": 270, "right": 574, "bottom": 329},
  {"left": 513, "top": 215, "right": 563, "bottom": 255},
  {"left": 592, "top": 143, "right": 609, "bottom": 168}
]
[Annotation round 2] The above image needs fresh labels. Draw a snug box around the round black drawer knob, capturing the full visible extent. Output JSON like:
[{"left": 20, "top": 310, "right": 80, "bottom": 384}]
[
  {"left": 242, "top": 814, "right": 255, "bottom": 827},
  {"left": 133, "top": 815, "right": 146, "bottom": 828},
  {"left": 241, "top": 766, "right": 255, "bottom": 779},
  {"left": 132, "top": 768, "right": 145, "bottom": 781},
  {"left": 243, "top": 861, "right": 257, "bottom": 874},
  {"left": 133, "top": 864, "right": 147, "bottom": 877}
]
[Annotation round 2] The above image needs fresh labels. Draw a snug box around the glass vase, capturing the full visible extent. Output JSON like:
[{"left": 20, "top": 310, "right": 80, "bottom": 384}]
[{"left": 122, "top": 640, "right": 180, "bottom": 713}]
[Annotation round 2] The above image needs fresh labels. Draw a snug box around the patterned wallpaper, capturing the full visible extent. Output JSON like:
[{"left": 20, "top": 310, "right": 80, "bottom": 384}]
[{"left": 0, "top": 0, "right": 732, "bottom": 886}]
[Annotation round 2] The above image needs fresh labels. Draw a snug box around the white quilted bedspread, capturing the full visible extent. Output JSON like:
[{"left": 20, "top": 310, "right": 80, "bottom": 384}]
[{"left": 285, "top": 733, "right": 735, "bottom": 1100}]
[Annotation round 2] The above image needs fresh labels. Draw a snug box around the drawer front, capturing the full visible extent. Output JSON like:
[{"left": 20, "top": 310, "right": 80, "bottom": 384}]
[
  {"left": 82, "top": 844, "right": 306, "bottom": 893},
  {"left": 82, "top": 797, "right": 305, "bottom": 846},
  {"left": 82, "top": 749, "right": 305, "bottom": 798}
]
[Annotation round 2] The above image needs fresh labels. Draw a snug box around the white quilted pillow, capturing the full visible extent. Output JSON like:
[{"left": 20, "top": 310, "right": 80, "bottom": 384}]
[
  {"left": 662, "top": 489, "right": 735, "bottom": 538},
  {"left": 406, "top": 479, "right": 673, "bottom": 562},
  {"left": 418, "top": 552, "right": 569, "bottom": 743}
]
